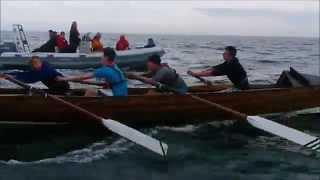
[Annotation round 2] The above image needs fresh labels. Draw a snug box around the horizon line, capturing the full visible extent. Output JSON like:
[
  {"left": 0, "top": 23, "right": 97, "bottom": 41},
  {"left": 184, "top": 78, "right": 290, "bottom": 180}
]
[{"left": 0, "top": 29, "right": 318, "bottom": 39}]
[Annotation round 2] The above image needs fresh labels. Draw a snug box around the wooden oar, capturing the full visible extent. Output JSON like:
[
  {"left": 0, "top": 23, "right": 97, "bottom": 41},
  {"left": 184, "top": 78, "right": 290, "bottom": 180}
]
[
  {"left": 70, "top": 80, "right": 108, "bottom": 87},
  {"left": 2, "top": 74, "right": 168, "bottom": 157},
  {"left": 187, "top": 70, "right": 212, "bottom": 86},
  {"left": 189, "top": 95, "right": 320, "bottom": 151},
  {"left": 130, "top": 74, "right": 320, "bottom": 152}
]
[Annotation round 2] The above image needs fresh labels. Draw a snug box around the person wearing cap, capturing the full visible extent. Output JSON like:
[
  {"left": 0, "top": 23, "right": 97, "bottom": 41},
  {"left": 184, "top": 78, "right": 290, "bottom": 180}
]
[
  {"left": 3, "top": 56, "right": 70, "bottom": 94},
  {"left": 129, "top": 55, "right": 188, "bottom": 94},
  {"left": 61, "top": 47, "right": 128, "bottom": 97},
  {"left": 188, "top": 46, "right": 249, "bottom": 90}
]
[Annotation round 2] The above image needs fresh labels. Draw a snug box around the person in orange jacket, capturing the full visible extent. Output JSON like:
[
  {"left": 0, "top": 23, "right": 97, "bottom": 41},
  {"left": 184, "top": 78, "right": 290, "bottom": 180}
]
[
  {"left": 91, "top": 32, "right": 104, "bottom": 52},
  {"left": 115, "top": 35, "right": 129, "bottom": 51}
]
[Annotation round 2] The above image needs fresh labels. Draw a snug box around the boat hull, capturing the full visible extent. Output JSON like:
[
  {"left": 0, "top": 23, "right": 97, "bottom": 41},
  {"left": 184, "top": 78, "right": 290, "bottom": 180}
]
[
  {"left": 0, "top": 86, "right": 319, "bottom": 127},
  {"left": 0, "top": 47, "right": 165, "bottom": 70}
]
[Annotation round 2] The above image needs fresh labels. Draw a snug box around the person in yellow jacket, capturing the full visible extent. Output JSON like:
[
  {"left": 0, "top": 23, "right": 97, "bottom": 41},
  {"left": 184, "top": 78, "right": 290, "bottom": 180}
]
[{"left": 91, "top": 32, "right": 104, "bottom": 52}]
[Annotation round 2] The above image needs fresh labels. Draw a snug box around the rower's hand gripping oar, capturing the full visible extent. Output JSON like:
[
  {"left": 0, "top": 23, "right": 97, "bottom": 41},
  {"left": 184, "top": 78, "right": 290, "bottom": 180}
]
[
  {"left": 2, "top": 74, "right": 168, "bottom": 157},
  {"left": 187, "top": 70, "right": 212, "bottom": 86},
  {"left": 130, "top": 73, "right": 320, "bottom": 152}
]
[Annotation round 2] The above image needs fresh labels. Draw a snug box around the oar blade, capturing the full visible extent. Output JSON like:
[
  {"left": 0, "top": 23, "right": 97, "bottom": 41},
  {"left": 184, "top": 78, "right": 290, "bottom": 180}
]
[
  {"left": 102, "top": 119, "right": 168, "bottom": 156},
  {"left": 247, "top": 116, "right": 319, "bottom": 151}
]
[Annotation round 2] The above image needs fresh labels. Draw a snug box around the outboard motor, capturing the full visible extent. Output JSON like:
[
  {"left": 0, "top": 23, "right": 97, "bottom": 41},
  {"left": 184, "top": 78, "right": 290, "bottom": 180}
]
[{"left": 0, "top": 42, "right": 17, "bottom": 55}]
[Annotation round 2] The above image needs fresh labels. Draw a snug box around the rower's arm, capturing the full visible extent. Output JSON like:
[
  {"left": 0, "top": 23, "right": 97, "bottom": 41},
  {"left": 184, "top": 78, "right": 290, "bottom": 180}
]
[
  {"left": 136, "top": 76, "right": 158, "bottom": 86},
  {"left": 127, "top": 74, "right": 159, "bottom": 87},
  {"left": 188, "top": 69, "right": 214, "bottom": 77},
  {"left": 58, "top": 73, "right": 94, "bottom": 82}
]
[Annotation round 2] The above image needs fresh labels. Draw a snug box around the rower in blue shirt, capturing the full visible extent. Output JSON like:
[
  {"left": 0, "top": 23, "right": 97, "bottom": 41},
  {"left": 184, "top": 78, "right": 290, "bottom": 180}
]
[
  {"left": 5, "top": 56, "right": 70, "bottom": 94},
  {"left": 61, "top": 47, "right": 128, "bottom": 96}
]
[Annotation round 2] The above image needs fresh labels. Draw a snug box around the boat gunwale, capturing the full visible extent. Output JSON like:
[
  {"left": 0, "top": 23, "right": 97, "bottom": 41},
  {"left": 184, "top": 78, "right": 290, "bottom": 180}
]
[{"left": 0, "top": 85, "right": 318, "bottom": 98}]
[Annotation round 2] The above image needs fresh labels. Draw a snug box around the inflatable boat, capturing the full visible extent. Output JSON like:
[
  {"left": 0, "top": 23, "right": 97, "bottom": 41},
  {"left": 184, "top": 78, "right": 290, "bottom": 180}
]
[{"left": 0, "top": 24, "right": 165, "bottom": 70}]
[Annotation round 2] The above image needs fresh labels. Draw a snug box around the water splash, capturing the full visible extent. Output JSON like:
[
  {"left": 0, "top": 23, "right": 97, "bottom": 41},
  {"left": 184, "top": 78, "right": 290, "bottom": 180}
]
[{"left": 1, "top": 138, "right": 132, "bottom": 165}]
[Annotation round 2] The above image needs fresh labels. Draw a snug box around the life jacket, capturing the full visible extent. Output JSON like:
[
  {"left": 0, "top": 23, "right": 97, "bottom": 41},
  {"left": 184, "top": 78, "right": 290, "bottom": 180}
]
[
  {"left": 91, "top": 38, "right": 103, "bottom": 52},
  {"left": 56, "top": 35, "right": 68, "bottom": 50},
  {"left": 116, "top": 37, "right": 129, "bottom": 51}
]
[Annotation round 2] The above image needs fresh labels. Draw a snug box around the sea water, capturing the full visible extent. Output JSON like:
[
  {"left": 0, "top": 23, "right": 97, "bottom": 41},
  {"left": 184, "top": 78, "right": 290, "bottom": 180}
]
[{"left": 0, "top": 31, "right": 319, "bottom": 179}]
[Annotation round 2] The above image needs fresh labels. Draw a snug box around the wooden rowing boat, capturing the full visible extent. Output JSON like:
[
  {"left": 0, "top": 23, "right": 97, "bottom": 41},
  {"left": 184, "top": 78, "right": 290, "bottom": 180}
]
[
  {"left": 0, "top": 84, "right": 318, "bottom": 126},
  {"left": 0, "top": 68, "right": 318, "bottom": 127}
]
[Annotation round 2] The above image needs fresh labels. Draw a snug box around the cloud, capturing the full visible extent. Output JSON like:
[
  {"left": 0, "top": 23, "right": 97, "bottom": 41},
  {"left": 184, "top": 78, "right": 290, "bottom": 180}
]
[
  {"left": 1, "top": 1, "right": 319, "bottom": 37},
  {"left": 193, "top": 7, "right": 319, "bottom": 37}
]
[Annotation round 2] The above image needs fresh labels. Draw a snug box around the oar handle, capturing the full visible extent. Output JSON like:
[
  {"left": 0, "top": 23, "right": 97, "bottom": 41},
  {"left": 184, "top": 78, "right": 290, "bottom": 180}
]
[
  {"left": 187, "top": 71, "right": 213, "bottom": 86},
  {"left": 70, "top": 80, "right": 109, "bottom": 87},
  {"left": 3, "top": 74, "right": 103, "bottom": 124}
]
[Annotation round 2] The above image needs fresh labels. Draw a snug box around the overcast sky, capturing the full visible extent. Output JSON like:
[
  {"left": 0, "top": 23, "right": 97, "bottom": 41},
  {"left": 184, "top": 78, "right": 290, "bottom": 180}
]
[{"left": 1, "top": 1, "right": 319, "bottom": 37}]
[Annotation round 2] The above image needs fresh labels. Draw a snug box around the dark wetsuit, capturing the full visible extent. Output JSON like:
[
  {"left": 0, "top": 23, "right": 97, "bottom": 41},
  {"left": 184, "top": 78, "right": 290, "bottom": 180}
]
[
  {"left": 32, "top": 38, "right": 56, "bottom": 52},
  {"left": 212, "top": 57, "right": 249, "bottom": 90},
  {"left": 9, "top": 61, "right": 70, "bottom": 94},
  {"left": 65, "top": 29, "right": 81, "bottom": 53}
]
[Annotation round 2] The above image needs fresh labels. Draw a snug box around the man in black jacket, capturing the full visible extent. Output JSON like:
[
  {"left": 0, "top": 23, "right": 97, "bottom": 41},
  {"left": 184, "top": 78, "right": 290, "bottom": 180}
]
[{"left": 188, "top": 46, "right": 249, "bottom": 90}]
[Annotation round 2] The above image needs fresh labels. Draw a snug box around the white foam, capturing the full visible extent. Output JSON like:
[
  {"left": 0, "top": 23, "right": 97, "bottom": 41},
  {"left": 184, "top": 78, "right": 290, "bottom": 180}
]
[
  {"left": 158, "top": 125, "right": 200, "bottom": 133},
  {"left": 247, "top": 133, "right": 320, "bottom": 157},
  {"left": 208, "top": 120, "right": 236, "bottom": 128},
  {"left": 0, "top": 138, "right": 133, "bottom": 165},
  {"left": 0, "top": 128, "right": 160, "bottom": 165}
]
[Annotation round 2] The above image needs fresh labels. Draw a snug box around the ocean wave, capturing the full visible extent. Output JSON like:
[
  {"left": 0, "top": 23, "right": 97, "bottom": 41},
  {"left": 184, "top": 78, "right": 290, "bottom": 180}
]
[
  {"left": 256, "top": 60, "right": 279, "bottom": 64},
  {"left": 256, "top": 52, "right": 274, "bottom": 55},
  {"left": 181, "top": 50, "right": 194, "bottom": 54},
  {"left": 1, "top": 138, "right": 133, "bottom": 165},
  {"left": 199, "top": 45, "right": 214, "bottom": 49},
  {"left": 240, "top": 46, "right": 254, "bottom": 49},
  {"left": 170, "top": 57, "right": 181, "bottom": 61},
  {"left": 176, "top": 43, "right": 198, "bottom": 49},
  {"left": 0, "top": 128, "right": 161, "bottom": 165},
  {"left": 159, "top": 125, "right": 200, "bottom": 133},
  {"left": 158, "top": 120, "right": 236, "bottom": 133},
  {"left": 247, "top": 135, "right": 320, "bottom": 157},
  {"left": 303, "top": 43, "right": 314, "bottom": 46}
]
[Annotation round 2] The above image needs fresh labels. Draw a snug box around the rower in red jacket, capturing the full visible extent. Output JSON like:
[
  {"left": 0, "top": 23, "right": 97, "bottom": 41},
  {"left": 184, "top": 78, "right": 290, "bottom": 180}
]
[{"left": 116, "top": 35, "right": 129, "bottom": 51}]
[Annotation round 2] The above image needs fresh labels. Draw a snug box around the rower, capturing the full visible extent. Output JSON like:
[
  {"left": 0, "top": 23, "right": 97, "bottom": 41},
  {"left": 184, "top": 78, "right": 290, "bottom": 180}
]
[
  {"left": 61, "top": 47, "right": 128, "bottom": 97},
  {"left": 2, "top": 56, "right": 70, "bottom": 94},
  {"left": 128, "top": 55, "right": 188, "bottom": 94},
  {"left": 188, "top": 46, "right": 249, "bottom": 90}
]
